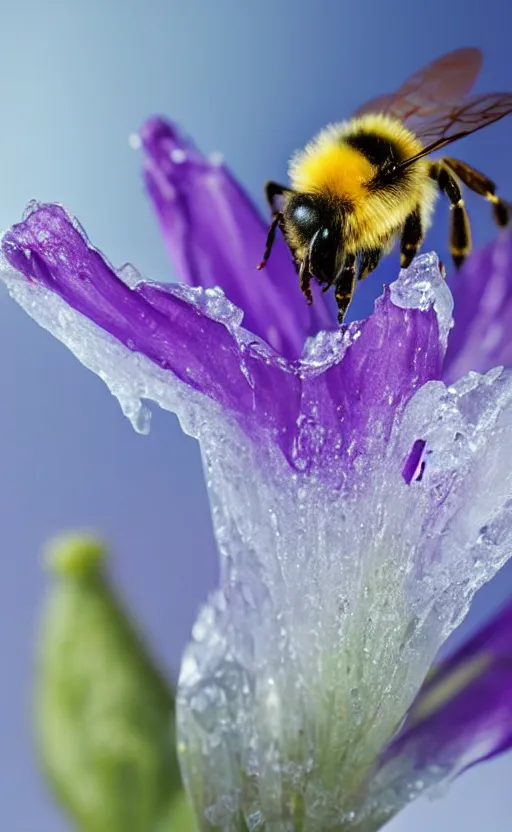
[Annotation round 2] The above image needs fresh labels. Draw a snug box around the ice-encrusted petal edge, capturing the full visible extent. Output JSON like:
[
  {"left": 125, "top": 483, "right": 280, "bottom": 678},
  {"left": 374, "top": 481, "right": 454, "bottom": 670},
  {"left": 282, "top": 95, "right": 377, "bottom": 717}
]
[
  {"left": 0, "top": 203, "right": 450, "bottom": 489},
  {"left": 0, "top": 202, "right": 302, "bottom": 445}
]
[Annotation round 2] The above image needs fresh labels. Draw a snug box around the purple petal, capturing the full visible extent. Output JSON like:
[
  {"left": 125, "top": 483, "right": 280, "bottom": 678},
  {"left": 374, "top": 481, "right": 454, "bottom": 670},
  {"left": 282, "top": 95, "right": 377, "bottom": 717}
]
[
  {"left": 296, "top": 284, "right": 444, "bottom": 483},
  {"left": 0, "top": 204, "right": 444, "bottom": 490},
  {"left": 444, "top": 229, "right": 512, "bottom": 384},
  {"left": 378, "top": 598, "right": 512, "bottom": 792},
  {"left": 140, "top": 117, "right": 335, "bottom": 360},
  {"left": 0, "top": 203, "right": 301, "bottom": 439}
]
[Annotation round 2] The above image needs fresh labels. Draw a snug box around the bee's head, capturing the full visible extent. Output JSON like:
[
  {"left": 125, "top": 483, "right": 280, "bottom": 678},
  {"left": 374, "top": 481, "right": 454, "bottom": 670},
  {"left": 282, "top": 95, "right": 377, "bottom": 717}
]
[{"left": 285, "top": 193, "right": 344, "bottom": 286}]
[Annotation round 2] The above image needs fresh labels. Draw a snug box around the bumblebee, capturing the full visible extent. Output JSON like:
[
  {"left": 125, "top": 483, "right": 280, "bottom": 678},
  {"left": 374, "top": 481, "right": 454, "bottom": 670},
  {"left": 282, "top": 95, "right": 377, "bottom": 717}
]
[{"left": 257, "top": 48, "right": 512, "bottom": 322}]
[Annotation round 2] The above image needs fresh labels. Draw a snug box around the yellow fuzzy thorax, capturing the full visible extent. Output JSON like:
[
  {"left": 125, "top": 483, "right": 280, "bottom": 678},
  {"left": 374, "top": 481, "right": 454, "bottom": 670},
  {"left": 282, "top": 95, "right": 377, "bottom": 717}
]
[{"left": 289, "top": 113, "right": 425, "bottom": 202}]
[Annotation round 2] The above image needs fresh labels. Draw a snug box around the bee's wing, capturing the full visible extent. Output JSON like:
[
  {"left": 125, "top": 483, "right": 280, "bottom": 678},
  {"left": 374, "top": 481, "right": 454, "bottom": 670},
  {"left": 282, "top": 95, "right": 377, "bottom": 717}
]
[
  {"left": 397, "top": 47, "right": 482, "bottom": 104},
  {"left": 352, "top": 47, "right": 483, "bottom": 120},
  {"left": 352, "top": 92, "right": 398, "bottom": 118},
  {"left": 408, "top": 93, "right": 512, "bottom": 145}
]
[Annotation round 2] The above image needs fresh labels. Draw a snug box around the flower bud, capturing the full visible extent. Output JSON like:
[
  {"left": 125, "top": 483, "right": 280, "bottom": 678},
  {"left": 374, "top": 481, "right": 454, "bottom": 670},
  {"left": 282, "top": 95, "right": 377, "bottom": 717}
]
[{"left": 35, "top": 533, "right": 181, "bottom": 832}]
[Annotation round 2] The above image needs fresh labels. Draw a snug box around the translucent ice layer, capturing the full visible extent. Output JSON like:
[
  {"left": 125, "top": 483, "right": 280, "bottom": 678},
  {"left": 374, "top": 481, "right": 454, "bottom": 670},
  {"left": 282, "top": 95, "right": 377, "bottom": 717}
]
[
  {"left": 176, "top": 366, "right": 512, "bottom": 832},
  {"left": 2, "top": 204, "right": 512, "bottom": 831},
  {"left": 370, "top": 595, "right": 512, "bottom": 828}
]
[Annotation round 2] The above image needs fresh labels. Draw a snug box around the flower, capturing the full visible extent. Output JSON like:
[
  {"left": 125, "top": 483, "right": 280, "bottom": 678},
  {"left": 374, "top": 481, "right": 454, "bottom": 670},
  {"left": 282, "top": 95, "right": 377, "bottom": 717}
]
[
  {"left": 2, "top": 117, "right": 512, "bottom": 831},
  {"left": 35, "top": 534, "right": 185, "bottom": 832}
]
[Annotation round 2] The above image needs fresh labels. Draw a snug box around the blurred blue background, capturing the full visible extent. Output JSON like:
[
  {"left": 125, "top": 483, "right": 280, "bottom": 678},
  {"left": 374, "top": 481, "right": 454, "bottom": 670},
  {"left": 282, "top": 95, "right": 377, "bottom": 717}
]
[{"left": 1, "top": 0, "right": 512, "bottom": 829}]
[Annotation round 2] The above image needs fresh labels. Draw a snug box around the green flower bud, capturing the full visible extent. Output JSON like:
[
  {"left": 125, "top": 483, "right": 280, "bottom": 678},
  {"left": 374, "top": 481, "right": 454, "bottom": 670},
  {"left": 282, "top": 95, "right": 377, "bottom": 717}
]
[{"left": 35, "top": 533, "right": 181, "bottom": 832}]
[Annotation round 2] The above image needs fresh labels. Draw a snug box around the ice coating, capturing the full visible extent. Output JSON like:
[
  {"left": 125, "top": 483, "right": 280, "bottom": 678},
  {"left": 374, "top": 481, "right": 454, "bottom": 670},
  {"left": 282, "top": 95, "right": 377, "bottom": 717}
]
[
  {"left": 176, "top": 363, "right": 512, "bottom": 831},
  {"left": 367, "top": 598, "right": 512, "bottom": 827},
  {"left": 3, "top": 206, "right": 512, "bottom": 829},
  {"left": 390, "top": 250, "right": 453, "bottom": 351}
]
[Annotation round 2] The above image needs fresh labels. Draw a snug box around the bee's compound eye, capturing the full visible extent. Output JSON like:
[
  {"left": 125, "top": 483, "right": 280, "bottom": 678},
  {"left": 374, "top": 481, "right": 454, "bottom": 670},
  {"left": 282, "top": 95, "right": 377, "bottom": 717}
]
[{"left": 288, "top": 198, "right": 322, "bottom": 234}]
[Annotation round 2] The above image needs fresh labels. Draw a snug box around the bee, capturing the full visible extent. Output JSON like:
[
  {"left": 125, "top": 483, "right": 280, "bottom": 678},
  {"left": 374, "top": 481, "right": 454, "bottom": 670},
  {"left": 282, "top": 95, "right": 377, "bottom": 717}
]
[{"left": 257, "top": 48, "right": 512, "bottom": 323}]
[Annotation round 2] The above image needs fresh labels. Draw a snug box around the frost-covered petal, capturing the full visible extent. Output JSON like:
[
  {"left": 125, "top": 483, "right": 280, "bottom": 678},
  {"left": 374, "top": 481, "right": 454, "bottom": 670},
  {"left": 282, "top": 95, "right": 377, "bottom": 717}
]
[
  {"left": 0, "top": 203, "right": 445, "bottom": 489},
  {"left": 140, "top": 116, "right": 335, "bottom": 360},
  {"left": 368, "top": 598, "right": 512, "bottom": 823},
  {"left": 444, "top": 228, "right": 512, "bottom": 384},
  {"left": 0, "top": 202, "right": 301, "bottom": 438},
  {"left": 176, "top": 359, "right": 512, "bottom": 831}
]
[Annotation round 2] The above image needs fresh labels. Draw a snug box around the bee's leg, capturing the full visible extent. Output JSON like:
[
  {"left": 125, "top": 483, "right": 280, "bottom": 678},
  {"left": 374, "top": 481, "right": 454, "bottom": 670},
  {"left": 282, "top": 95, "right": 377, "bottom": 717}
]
[
  {"left": 400, "top": 207, "right": 423, "bottom": 269},
  {"left": 257, "top": 212, "right": 283, "bottom": 270},
  {"left": 257, "top": 181, "right": 294, "bottom": 270},
  {"left": 430, "top": 162, "right": 471, "bottom": 268},
  {"left": 442, "top": 157, "right": 510, "bottom": 228},
  {"left": 358, "top": 248, "right": 384, "bottom": 281},
  {"left": 334, "top": 253, "right": 357, "bottom": 324},
  {"left": 299, "top": 256, "right": 313, "bottom": 305}
]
